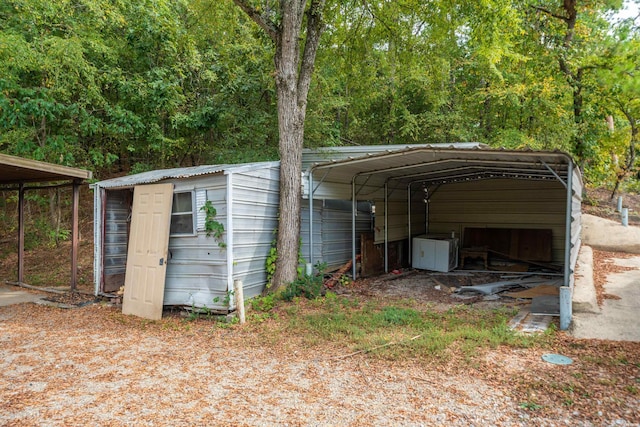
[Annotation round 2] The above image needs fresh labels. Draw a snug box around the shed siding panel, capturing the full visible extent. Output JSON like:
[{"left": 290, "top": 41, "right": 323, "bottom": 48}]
[
  {"left": 374, "top": 201, "right": 403, "bottom": 243},
  {"left": 301, "top": 200, "right": 324, "bottom": 266},
  {"left": 229, "top": 167, "right": 280, "bottom": 300},
  {"left": 428, "top": 179, "right": 567, "bottom": 263},
  {"left": 102, "top": 190, "right": 131, "bottom": 289},
  {"left": 164, "top": 175, "right": 228, "bottom": 309},
  {"left": 321, "top": 200, "right": 372, "bottom": 269}
]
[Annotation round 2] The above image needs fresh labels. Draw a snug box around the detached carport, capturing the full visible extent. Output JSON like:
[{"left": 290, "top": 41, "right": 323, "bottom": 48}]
[
  {"left": 304, "top": 145, "right": 582, "bottom": 329},
  {"left": 0, "top": 153, "right": 92, "bottom": 289}
]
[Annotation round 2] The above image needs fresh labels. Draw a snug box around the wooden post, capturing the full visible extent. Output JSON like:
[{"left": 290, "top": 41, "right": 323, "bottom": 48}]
[
  {"left": 18, "top": 183, "right": 25, "bottom": 283},
  {"left": 70, "top": 180, "right": 80, "bottom": 291},
  {"left": 234, "top": 279, "right": 245, "bottom": 324}
]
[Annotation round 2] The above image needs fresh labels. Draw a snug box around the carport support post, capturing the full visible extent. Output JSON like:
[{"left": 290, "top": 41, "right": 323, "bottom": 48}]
[
  {"left": 384, "top": 182, "right": 388, "bottom": 273},
  {"left": 407, "top": 184, "right": 412, "bottom": 263},
  {"left": 560, "top": 287, "right": 571, "bottom": 330},
  {"left": 561, "top": 161, "right": 574, "bottom": 330},
  {"left": 18, "top": 183, "right": 25, "bottom": 283},
  {"left": 70, "top": 180, "right": 80, "bottom": 291},
  {"left": 351, "top": 175, "right": 357, "bottom": 280}
]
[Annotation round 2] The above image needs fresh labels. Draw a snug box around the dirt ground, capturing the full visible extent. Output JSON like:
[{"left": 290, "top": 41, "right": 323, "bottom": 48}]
[
  {"left": 582, "top": 187, "right": 640, "bottom": 226},
  {"left": 1, "top": 187, "right": 639, "bottom": 425},
  {"left": 1, "top": 297, "right": 639, "bottom": 426}
]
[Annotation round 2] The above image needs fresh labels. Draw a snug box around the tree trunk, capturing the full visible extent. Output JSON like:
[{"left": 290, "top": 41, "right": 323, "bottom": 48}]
[
  {"left": 611, "top": 106, "right": 638, "bottom": 200},
  {"left": 272, "top": 46, "right": 305, "bottom": 288},
  {"left": 232, "top": 0, "right": 326, "bottom": 292}
]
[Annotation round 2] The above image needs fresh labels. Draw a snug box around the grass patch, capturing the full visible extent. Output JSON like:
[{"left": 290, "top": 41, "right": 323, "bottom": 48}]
[{"left": 284, "top": 295, "right": 549, "bottom": 360}]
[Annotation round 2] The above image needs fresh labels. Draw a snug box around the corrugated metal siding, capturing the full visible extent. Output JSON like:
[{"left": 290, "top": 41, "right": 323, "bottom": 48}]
[
  {"left": 164, "top": 175, "right": 228, "bottom": 309},
  {"left": 427, "top": 179, "right": 567, "bottom": 263},
  {"left": 374, "top": 201, "right": 407, "bottom": 244},
  {"left": 103, "top": 190, "right": 131, "bottom": 278},
  {"left": 301, "top": 200, "right": 324, "bottom": 266},
  {"left": 569, "top": 168, "right": 583, "bottom": 288},
  {"left": 373, "top": 199, "right": 427, "bottom": 245},
  {"left": 300, "top": 200, "right": 372, "bottom": 270},
  {"left": 322, "top": 200, "right": 372, "bottom": 269},
  {"left": 229, "top": 166, "right": 280, "bottom": 300}
]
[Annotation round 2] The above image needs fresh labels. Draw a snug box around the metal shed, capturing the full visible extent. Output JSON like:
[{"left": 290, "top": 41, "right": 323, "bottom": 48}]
[
  {"left": 303, "top": 145, "right": 582, "bottom": 329},
  {"left": 93, "top": 162, "right": 281, "bottom": 312}
]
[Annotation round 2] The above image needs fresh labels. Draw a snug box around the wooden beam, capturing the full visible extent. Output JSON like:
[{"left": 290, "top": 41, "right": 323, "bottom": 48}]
[
  {"left": 70, "top": 181, "right": 80, "bottom": 291},
  {"left": 18, "top": 183, "right": 24, "bottom": 283},
  {"left": 0, "top": 153, "right": 92, "bottom": 181}
]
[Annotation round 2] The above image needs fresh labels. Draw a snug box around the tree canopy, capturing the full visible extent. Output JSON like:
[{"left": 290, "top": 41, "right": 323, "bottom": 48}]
[{"left": 1, "top": 0, "right": 638, "bottom": 189}]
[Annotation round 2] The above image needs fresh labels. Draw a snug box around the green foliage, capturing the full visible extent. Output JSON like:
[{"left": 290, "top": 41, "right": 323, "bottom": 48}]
[
  {"left": 288, "top": 298, "right": 547, "bottom": 359},
  {"left": 265, "top": 240, "right": 278, "bottom": 289},
  {"left": 264, "top": 230, "right": 308, "bottom": 291},
  {"left": 519, "top": 401, "right": 543, "bottom": 411},
  {"left": 281, "top": 270, "right": 325, "bottom": 301},
  {"left": 212, "top": 290, "right": 234, "bottom": 307},
  {"left": 250, "top": 294, "right": 276, "bottom": 312},
  {"left": 0, "top": 0, "right": 637, "bottom": 190},
  {"left": 200, "top": 200, "right": 225, "bottom": 248}
]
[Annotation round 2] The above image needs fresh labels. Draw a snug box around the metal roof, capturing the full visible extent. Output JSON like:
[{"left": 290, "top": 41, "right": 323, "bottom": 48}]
[
  {"left": 302, "top": 143, "right": 486, "bottom": 171},
  {"left": 306, "top": 145, "right": 579, "bottom": 200},
  {"left": 0, "top": 153, "right": 92, "bottom": 185},
  {"left": 94, "top": 161, "right": 280, "bottom": 189}
]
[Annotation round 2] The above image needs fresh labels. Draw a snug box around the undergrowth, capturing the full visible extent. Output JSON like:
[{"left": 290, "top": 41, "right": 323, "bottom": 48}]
[{"left": 245, "top": 289, "right": 554, "bottom": 361}]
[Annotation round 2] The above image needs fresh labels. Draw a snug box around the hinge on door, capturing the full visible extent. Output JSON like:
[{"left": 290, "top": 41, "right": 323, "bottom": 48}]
[{"left": 159, "top": 258, "right": 164, "bottom": 266}]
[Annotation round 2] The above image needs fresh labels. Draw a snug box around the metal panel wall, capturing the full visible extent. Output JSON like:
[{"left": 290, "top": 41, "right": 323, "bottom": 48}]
[
  {"left": 301, "top": 199, "right": 372, "bottom": 271},
  {"left": 322, "top": 200, "right": 372, "bottom": 270},
  {"left": 569, "top": 168, "right": 583, "bottom": 288},
  {"left": 228, "top": 166, "right": 280, "bottom": 301},
  {"left": 101, "top": 189, "right": 132, "bottom": 292},
  {"left": 164, "top": 175, "right": 228, "bottom": 309},
  {"left": 300, "top": 199, "right": 324, "bottom": 267},
  {"left": 374, "top": 199, "right": 427, "bottom": 245},
  {"left": 427, "top": 179, "right": 567, "bottom": 263}
]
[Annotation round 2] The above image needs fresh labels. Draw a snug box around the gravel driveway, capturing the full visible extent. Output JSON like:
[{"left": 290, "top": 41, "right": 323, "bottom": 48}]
[{"left": 1, "top": 301, "right": 638, "bottom": 426}]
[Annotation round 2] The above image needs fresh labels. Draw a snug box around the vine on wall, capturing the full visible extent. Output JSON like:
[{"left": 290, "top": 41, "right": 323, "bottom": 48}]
[{"left": 201, "top": 200, "right": 226, "bottom": 248}]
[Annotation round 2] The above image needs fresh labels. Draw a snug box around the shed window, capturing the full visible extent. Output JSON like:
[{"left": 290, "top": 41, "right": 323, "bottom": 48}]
[{"left": 170, "top": 192, "right": 195, "bottom": 235}]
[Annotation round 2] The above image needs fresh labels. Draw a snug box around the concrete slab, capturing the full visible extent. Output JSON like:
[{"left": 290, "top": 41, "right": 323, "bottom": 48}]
[
  {"left": 572, "top": 246, "right": 599, "bottom": 314},
  {"left": 0, "top": 283, "right": 44, "bottom": 306},
  {"left": 582, "top": 214, "right": 640, "bottom": 254},
  {"left": 571, "top": 255, "right": 640, "bottom": 342}
]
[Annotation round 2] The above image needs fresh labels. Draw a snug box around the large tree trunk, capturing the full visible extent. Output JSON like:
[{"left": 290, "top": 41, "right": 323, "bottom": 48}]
[
  {"left": 233, "top": 0, "right": 326, "bottom": 292},
  {"left": 272, "top": 44, "right": 305, "bottom": 288}
]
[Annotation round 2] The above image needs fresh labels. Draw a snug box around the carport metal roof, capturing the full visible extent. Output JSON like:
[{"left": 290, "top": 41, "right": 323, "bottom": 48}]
[
  {"left": 0, "top": 153, "right": 92, "bottom": 290},
  {"left": 305, "top": 146, "right": 577, "bottom": 200}
]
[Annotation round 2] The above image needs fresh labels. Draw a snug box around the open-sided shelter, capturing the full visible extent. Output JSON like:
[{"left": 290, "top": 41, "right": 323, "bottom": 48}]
[
  {"left": 302, "top": 144, "right": 582, "bottom": 329},
  {"left": 0, "top": 153, "right": 92, "bottom": 289}
]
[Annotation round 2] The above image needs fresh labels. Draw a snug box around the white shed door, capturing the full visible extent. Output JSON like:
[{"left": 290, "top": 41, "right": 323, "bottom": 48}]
[{"left": 122, "top": 183, "right": 174, "bottom": 320}]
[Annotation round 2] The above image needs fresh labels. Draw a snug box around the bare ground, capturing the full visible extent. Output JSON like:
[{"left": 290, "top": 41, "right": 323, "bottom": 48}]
[
  {"left": 1, "top": 300, "right": 639, "bottom": 426},
  {"left": 1, "top": 187, "right": 640, "bottom": 425}
]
